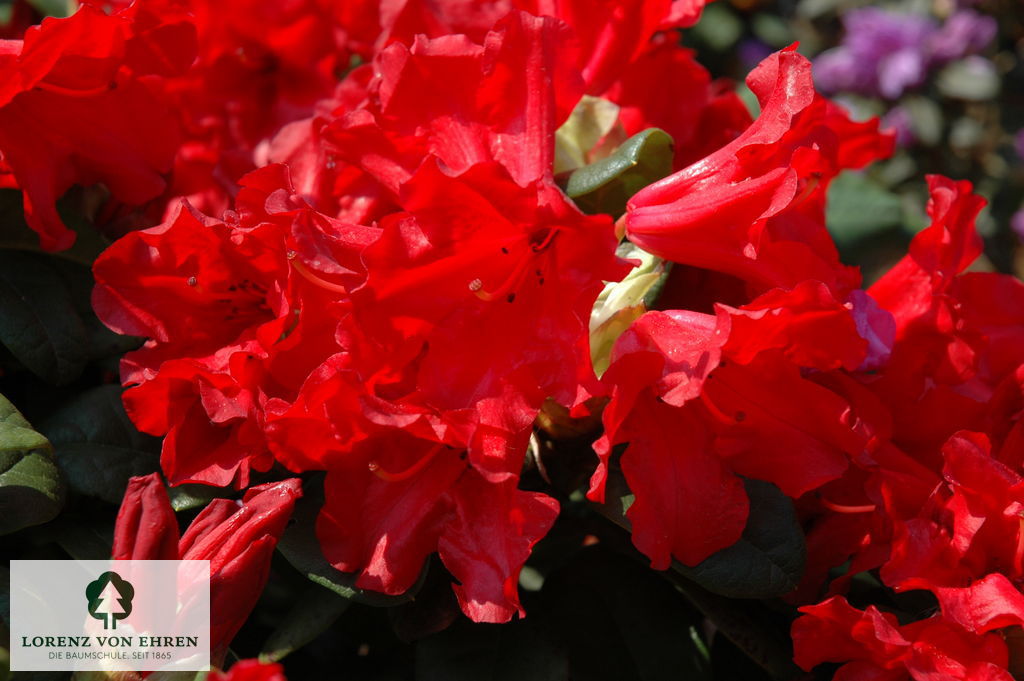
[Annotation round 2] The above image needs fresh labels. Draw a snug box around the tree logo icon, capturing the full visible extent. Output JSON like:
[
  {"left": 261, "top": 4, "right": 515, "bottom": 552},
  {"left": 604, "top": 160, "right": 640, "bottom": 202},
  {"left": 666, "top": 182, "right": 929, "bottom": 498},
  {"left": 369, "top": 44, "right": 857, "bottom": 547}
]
[{"left": 85, "top": 571, "right": 134, "bottom": 630}]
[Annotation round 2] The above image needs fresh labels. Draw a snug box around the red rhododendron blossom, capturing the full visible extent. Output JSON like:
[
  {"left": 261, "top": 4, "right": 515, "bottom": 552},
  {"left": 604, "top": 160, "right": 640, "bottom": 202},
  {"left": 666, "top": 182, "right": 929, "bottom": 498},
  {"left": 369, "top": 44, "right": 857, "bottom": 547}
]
[
  {"left": 315, "top": 426, "right": 560, "bottom": 622},
  {"left": 590, "top": 294, "right": 873, "bottom": 568},
  {"left": 326, "top": 10, "right": 584, "bottom": 192},
  {"left": 93, "top": 164, "right": 376, "bottom": 486},
  {"left": 0, "top": 3, "right": 195, "bottom": 250},
  {"left": 793, "top": 596, "right": 1014, "bottom": 681},
  {"left": 868, "top": 176, "right": 1024, "bottom": 463},
  {"left": 626, "top": 46, "right": 893, "bottom": 296},
  {"left": 353, "top": 160, "right": 629, "bottom": 411},
  {"left": 207, "top": 660, "right": 288, "bottom": 681},
  {"left": 113, "top": 473, "right": 301, "bottom": 660},
  {"left": 882, "top": 432, "right": 1024, "bottom": 596}
]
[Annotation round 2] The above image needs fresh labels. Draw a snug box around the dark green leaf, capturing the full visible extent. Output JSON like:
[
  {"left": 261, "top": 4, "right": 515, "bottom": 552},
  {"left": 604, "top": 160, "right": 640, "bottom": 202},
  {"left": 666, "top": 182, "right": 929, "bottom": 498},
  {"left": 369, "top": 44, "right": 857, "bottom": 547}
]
[
  {"left": 565, "top": 128, "right": 674, "bottom": 216},
  {"left": 276, "top": 477, "right": 420, "bottom": 607},
  {"left": 672, "top": 479, "right": 805, "bottom": 599},
  {"left": 260, "top": 584, "right": 352, "bottom": 663},
  {"left": 415, "top": 618, "right": 567, "bottom": 681},
  {"left": 0, "top": 252, "right": 89, "bottom": 385},
  {"left": 0, "top": 393, "right": 64, "bottom": 535},
  {"left": 40, "top": 385, "right": 160, "bottom": 504},
  {"left": 542, "top": 547, "right": 710, "bottom": 681},
  {"left": 667, "top": 575, "right": 799, "bottom": 680}
]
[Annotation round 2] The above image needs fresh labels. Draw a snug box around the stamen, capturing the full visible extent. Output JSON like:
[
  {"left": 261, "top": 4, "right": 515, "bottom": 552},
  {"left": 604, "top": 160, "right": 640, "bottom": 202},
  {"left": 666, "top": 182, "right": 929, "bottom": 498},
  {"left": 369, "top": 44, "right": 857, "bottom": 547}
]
[
  {"left": 699, "top": 391, "right": 740, "bottom": 425},
  {"left": 288, "top": 252, "right": 348, "bottom": 295},
  {"left": 368, "top": 444, "right": 445, "bottom": 482},
  {"left": 473, "top": 250, "right": 535, "bottom": 302}
]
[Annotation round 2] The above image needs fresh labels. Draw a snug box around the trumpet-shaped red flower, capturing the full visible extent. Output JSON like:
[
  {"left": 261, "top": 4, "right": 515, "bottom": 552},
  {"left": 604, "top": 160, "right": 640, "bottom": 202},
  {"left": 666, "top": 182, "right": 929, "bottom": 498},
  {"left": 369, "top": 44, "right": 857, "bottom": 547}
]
[
  {"left": 113, "top": 474, "right": 301, "bottom": 660},
  {"left": 0, "top": 2, "right": 195, "bottom": 250},
  {"left": 626, "top": 46, "right": 893, "bottom": 296}
]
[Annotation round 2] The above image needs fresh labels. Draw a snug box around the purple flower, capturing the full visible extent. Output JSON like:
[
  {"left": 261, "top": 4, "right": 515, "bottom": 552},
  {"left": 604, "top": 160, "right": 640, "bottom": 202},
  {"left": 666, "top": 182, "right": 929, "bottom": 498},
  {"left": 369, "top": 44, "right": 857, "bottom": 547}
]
[
  {"left": 929, "top": 10, "right": 998, "bottom": 62},
  {"left": 881, "top": 106, "right": 915, "bottom": 147},
  {"left": 814, "top": 6, "right": 997, "bottom": 100},
  {"left": 1013, "top": 210, "right": 1024, "bottom": 243}
]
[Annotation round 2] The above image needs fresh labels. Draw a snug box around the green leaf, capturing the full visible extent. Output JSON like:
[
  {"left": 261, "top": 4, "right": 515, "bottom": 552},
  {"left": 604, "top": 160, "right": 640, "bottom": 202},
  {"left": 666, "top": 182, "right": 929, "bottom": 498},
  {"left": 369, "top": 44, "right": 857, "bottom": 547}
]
[
  {"left": 690, "top": 3, "right": 742, "bottom": 51},
  {"left": 40, "top": 385, "right": 160, "bottom": 504},
  {"left": 672, "top": 479, "right": 805, "bottom": 599},
  {"left": 565, "top": 128, "right": 674, "bottom": 217},
  {"left": 276, "top": 477, "right": 420, "bottom": 607},
  {"left": 169, "top": 483, "right": 231, "bottom": 513},
  {"left": 25, "top": 0, "right": 75, "bottom": 17},
  {"left": 826, "top": 172, "right": 903, "bottom": 247},
  {"left": 936, "top": 58, "right": 1000, "bottom": 102},
  {"left": 667, "top": 575, "right": 798, "bottom": 680},
  {"left": 542, "top": 547, "right": 711, "bottom": 681},
  {"left": 0, "top": 252, "right": 89, "bottom": 385},
  {"left": 0, "top": 393, "right": 65, "bottom": 535},
  {"left": 259, "top": 584, "right": 351, "bottom": 663},
  {"left": 415, "top": 618, "right": 567, "bottom": 681}
]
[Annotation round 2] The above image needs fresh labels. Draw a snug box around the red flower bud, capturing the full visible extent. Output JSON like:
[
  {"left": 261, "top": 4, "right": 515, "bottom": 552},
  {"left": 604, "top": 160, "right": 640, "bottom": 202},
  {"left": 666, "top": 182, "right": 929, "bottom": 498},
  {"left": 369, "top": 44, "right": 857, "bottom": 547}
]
[
  {"left": 113, "top": 476, "right": 301, "bottom": 662},
  {"left": 180, "top": 479, "right": 302, "bottom": 659},
  {"left": 112, "top": 473, "right": 180, "bottom": 561}
]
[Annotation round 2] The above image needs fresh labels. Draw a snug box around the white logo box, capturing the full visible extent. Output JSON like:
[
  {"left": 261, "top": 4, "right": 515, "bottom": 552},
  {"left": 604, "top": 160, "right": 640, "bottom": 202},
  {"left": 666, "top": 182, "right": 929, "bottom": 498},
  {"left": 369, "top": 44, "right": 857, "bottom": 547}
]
[{"left": 10, "top": 560, "right": 210, "bottom": 672}]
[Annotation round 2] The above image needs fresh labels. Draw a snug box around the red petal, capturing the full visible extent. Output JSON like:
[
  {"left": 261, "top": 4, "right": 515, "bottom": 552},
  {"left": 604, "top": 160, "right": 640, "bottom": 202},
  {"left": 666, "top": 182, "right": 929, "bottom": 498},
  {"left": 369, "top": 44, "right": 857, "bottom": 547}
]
[{"left": 438, "top": 470, "right": 559, "bottom": 622}]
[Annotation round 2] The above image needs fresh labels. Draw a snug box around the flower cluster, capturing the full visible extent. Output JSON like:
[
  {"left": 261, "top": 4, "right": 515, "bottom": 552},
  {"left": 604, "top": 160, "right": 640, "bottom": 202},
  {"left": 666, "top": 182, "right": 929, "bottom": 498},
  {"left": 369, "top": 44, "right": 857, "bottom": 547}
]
[{"left": 3, "top": 0, "right": 1022, "bottom": 674}]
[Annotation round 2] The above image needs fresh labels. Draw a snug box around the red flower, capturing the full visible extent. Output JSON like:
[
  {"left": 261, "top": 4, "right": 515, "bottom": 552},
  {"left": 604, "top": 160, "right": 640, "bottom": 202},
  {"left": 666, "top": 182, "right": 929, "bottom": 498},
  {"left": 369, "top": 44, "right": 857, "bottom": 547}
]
[
  {"left": 112, "top": 473, "right": 301, "bottom": 661},
  {"left": 867, "top": 177, "right": 1024, "bottom": 465},
  {"left": 352, "top": 160, "right": 628, "bottom": 411},
  {"left": 315, "top": 424, "right": 560, "bottom": 623},
  {"left": 626, "top": 46, "right": 893, "bottom": 296},
  {"left": 207, "top": 659, "right": 288, "bottom": 681},
  {"left": 882, "top": 432, "right": 1024, "bottom": 593},
  {"left": 0, "top": 3, "right": 195, "bottom": 250},
  {"left": 326, "top": 10, "right": 584, "bottom": 191},
  {"left": 603, "top": 34, "right": 753, "bottom": 169},
  {"left": 93, "top": 164, "right": 376, "bottom": 486},
  {"left": 793, "top": 596, "right": 1014, "bottom": 681}
]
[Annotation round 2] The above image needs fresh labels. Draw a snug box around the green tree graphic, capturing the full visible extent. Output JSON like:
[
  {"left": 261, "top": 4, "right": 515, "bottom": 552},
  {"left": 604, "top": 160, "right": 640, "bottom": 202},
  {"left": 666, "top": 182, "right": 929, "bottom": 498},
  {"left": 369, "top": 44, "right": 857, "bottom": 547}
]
[{"left": 85, "top": 571, "right": 134, "bottom": 630}]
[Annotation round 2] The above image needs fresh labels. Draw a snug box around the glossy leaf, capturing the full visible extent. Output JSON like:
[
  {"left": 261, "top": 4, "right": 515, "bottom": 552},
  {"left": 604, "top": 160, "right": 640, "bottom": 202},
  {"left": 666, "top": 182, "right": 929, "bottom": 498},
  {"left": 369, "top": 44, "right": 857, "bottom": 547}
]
[
  {"left": 565, "top": 128, "right": 674, "bottom": 216},
  {"left": 0, "top": 393, "right": 64, "bottom": 535},
  {"left": 542, "top": 546, "right": 711, "bottom": 681},
  {"left": 0, "top": 251, "right": 88, "bottom": 385},
  {"left": 260, "top": 584, "right": 351, "bottom": 663},
  {"left": 40, "top": 385, "right": 160, "bottom": 504}
]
